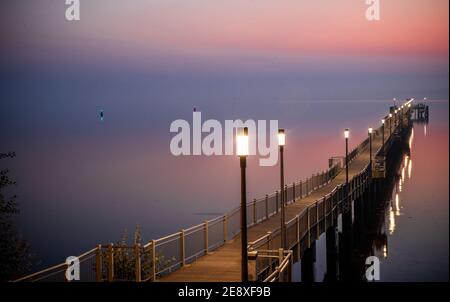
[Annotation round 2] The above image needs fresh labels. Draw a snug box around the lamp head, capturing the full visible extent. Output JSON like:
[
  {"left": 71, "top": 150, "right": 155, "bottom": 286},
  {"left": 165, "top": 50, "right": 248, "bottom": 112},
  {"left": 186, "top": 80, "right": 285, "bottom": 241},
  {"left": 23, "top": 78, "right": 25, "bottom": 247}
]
[
  {"left": 368, "top": 127, "right": 373, "bottom": 134},
  {"left": 236, "top": 127, "right": 249, "bottom": 157},
  {"left": 278, "top": 129, "right": 285, "bottom": 146},
  {"left": 344, "top": 128, "right": 349, "bottom": 139}
]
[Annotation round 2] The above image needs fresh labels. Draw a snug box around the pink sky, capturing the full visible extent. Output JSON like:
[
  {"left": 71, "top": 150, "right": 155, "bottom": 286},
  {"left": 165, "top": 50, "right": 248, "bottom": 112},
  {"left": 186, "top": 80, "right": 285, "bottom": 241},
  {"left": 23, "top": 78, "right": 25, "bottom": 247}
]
[{"left": 3, "top": 0, "right": 448, "bottom": 63}]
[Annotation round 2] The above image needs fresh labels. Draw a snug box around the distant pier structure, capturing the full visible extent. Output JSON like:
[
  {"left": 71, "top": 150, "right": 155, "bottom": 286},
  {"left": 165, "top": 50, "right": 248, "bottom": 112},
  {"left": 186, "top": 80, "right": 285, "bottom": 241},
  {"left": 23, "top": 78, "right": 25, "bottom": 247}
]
[
  {"left": 390, "top": 98, "right": 429, "bottom": 123},
  {"left": 411, "top": 102, "right": 429, "bottom": 122}
]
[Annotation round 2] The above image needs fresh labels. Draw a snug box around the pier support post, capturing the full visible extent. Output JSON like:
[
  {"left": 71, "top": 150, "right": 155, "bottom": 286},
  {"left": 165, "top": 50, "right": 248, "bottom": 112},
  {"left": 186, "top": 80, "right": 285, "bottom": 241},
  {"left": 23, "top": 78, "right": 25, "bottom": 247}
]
[
  {"left": 301, "top": 241, "right": 316, "bottom": 282},
  {"left": 325, "top": 226, "right": 338, "bottom": 281},
  {"left": 315, "top": 201, "right": 319, "bottom": 239},
  {"left": 306, "top": 207, "right": 311, "bottom": 248}
]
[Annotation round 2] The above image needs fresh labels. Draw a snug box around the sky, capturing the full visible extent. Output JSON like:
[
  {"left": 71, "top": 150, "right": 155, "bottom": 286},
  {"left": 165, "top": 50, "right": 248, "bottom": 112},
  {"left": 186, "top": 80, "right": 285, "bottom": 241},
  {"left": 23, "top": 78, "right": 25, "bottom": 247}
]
[{"left": 0, "top": 0, "right": 448, "bottom": 100}]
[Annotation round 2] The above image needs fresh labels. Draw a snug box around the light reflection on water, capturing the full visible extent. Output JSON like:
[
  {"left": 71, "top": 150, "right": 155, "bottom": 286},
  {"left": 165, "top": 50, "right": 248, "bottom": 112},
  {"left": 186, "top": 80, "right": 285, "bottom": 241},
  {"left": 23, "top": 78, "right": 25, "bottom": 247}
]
[{"left": 292, "top": 104, "right": 448, "bottom": 281}]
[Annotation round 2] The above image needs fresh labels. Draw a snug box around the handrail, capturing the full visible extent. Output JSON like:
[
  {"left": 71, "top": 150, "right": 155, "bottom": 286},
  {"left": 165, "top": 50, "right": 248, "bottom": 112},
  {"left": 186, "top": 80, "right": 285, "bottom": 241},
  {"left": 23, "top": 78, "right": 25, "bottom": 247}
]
[{"left": 262, "top": 250, "right": 293, "bottom": 282}]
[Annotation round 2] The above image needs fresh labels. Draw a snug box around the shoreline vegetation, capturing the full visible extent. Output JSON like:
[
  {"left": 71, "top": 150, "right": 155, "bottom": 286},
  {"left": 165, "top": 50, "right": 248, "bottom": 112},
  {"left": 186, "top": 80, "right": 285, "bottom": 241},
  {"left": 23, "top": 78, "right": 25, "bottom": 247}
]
[{"left": 0, "top": 152, "right": 36, "bottom": 281}]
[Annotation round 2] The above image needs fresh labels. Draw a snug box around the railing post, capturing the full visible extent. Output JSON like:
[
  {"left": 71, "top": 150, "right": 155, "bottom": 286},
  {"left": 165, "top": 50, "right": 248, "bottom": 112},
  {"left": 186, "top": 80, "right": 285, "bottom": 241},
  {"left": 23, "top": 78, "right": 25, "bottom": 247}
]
[
  {"left": 288, "top": 253, "right": 293, "bottom": 282},
  {"left": 204, "top": 220, "right": 209, "bottom": 254},
  {"left": 180, "top": 230, "right": 185, "bottom": 266},
  {"left": 151, "top": 240, "right": 156, "bottom": 282},
  {"left": 253, "top": 199, "right": 257, "bottom": 224},
  {"left": 299, "top": 180, "right": 303, "bottom": 198},
  {"left": 296, "top": 215, "right": 300, "bottom": 246},
  {"left": 267, "top": 231, "right": 272, "bottom": 249},
  {"left": 278, "top": 248, "right": 284, "bottom": 270},
  {"left": 95, "top": 244, "right": 102, "bottom": 282},
  {"left": 248, "top": 251, "right": 258, "bottom": 281},
  {"left": 265, "top": 195, "right": 269, "bottom": 220},
  {"left": 107, "top": 243, "right": 114, "bottom": 282},
  {"left": 306, "top": 178, "right": 308, "bottom": 195},
  {"left": 331, "top": 193, "right": 335, "bottom": 222},
  {"left": 64, "top": 262, "right": 70, "bottom": 282},
  {"left": 135, "top": 243, "right": 141, "bottom": 282},
  {"left": 276, "top": 191, "right": 279, "bottom": 213},
  {"left": 223, "top": 214, "right": 228, "bottom": 243},
  {"left": 292, "top": 183, "right": 296, "bottom": 202},
  {"left": 285, "top": 185, "right": 288, "bottom": 204}
]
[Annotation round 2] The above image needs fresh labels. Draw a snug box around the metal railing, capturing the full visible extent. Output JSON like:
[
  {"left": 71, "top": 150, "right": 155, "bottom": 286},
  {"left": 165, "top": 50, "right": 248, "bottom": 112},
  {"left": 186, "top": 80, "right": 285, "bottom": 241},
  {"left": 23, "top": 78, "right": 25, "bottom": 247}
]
[
  {"left": 247, "top": 166, "right": 371, "bottom": 253},
  {"left": 249, "top": 249, "right": 293, "bottom": 282}
]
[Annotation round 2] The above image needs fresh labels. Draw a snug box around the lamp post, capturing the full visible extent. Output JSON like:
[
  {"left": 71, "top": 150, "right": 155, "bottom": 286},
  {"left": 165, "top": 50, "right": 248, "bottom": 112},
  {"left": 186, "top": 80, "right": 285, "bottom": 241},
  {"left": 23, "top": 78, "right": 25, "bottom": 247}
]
[
  {"left": 344, "top": 129, "right": 349, "bottom": 185},
  {"left": 278, "top": 129, "right": 286, "bottom": 249},
  {"left": 368, "top": 127, "right": 373, "bottom": 168},
  {"left": 237, "top": 127, "right": 249, "bottom": 282},
  {"left": 400, "top": 106, "right": 403, "bottom": 128},
  {"left": 393, "top": 110, "right": 397, "bottom": 131},
  {"left": 408, "top": 103, "right": 411, "bottom": 123},
  {"left": 381, "top": 119, "right": 385, "bottom": 153},
  {"left": 389, "top": 113, "right": 392, "bottom": 136}
]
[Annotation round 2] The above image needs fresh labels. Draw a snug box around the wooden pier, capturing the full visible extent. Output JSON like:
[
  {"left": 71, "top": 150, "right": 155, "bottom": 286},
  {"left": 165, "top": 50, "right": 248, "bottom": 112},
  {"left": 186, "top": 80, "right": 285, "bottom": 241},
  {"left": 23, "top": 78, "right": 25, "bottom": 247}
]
[{"left": 14, "top": 100, "right": 415, "bottom": 282}]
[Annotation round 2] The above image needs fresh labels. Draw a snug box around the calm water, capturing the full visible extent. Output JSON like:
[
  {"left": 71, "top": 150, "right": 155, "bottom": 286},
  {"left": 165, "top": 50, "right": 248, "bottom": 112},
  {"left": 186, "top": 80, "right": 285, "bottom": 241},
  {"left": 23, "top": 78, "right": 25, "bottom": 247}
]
[{"left": 1, "top": 96, "right": 448, "bottom": 281}]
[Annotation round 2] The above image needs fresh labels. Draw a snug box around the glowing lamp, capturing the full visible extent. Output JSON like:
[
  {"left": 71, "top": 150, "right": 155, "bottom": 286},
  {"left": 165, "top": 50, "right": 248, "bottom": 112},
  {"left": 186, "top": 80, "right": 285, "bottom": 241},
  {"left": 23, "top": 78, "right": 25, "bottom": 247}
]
[
  {"left": 236, "top": 127, "right": 249, "bottom": 157},
  {"left": 278, "top": 129, "right": 285, "bottom": 146}
]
